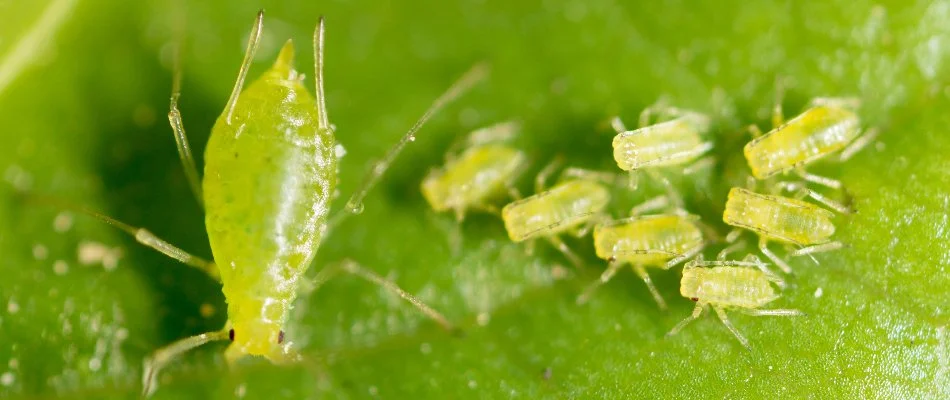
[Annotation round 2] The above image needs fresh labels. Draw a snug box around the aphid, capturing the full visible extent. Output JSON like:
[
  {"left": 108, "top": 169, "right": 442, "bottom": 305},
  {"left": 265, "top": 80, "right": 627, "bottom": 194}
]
[
  {"left": 56, "top": 12, "right": 486, "bottom": 396},
  {"left": 576, "top": 205, "right": 704, "bottom": 309},
  {"left": 722, "top": 187, "right": 844, "bottom": 274},
  {"left": 421, "top": 121, "right": 527, "bottom": 221},
  {"left": 609, "top": 102, "right": 714, "bottom": 207},
  {"left": 744, "top": 97, "right": 879, "bottom": 189},
  {"left": 666, "top": 256, "right": 803, "bottom": 348},
  {"left": 501, "top": 160, "right": 612, "bottom": 267}
]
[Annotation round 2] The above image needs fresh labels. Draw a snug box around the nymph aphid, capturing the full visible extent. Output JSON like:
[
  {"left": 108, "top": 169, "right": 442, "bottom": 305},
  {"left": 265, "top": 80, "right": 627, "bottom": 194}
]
[
  {"left": 745, "top": 96, "right": 879, "bottom": 189},
  {"left": 722, "top": 187, "right": 844, "bottom": 274},
  {"left": 576, "top": 199, "right": 704, "bottom": 309},
  {"left": 501, "top": 159, "right": 612, "bottom": 267},
  {"left": 667, "top": 255, "right": 804, "bottom": 348},
  {"left": 609, "top": 101, "right": 714, "bottom": 207},
  {"left": 421, "top": 121, "right": 527, "bottom": 221},
  {"left": 58, "top": 12, "right": 486, "bottom": 396}
]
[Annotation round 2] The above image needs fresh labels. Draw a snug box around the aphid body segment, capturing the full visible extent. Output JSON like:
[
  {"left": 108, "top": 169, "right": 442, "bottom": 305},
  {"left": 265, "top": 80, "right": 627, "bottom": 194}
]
[
  {"left": 723, "top": 187, "right": 841, "bottom": 274},
  {"left": 421, "top": 122, "right": 526, "bottom": 221},
  {"left": 577, "top": 214, "right": 704, "bottom": 308},
  {"left": 667, "top": 257, "right": 803, "bottom": 348},
  {"left": 609, "top": 105, "right": 714, "bottom": 208},
  {"left": 502, "top": 176, "right": 610, "bottom": 267},
  {"left": 503, "top": 180, "right": 609, "bottom": 241},
  {"left": 744, "top": 104, "right": 859, "bottom": 180},
  {"left": 612, "top": 111, "right": 712, "bottom": 171}
]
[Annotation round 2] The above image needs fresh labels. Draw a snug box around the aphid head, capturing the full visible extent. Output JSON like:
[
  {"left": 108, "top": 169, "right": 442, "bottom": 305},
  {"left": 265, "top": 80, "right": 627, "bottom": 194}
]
[
  {"left": 679, "top": 266, "right": 702, "bottom": 300},
  {"left": 225, "top": 320, "right": 295, "bottom": 364}
]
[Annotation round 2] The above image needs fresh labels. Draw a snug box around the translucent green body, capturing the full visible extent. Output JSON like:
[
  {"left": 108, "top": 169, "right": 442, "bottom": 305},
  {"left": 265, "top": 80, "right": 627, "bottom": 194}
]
[
  {"left": 611, "top": 115, "right": 710, "bottom": 170},
  {"left": 744, "top": 105, "right": 860, "bottom": 179},
  {"left": 680, "top": 266, "right": 780, "bottom": 309},
  {"left": 501, "top": 180, "right": 610, "bottom": 242},
  {"left": 593, "top": 214, "right": 702, "bottom": 267},
  {"left": 421, "top": 144, "right": 525, "bottom": 217},
  {"left": 723, "top": 187, "right": 835, "bottom": 246},
  {"left": 203, "top": 43, "right": 335, "bottom": 360}
]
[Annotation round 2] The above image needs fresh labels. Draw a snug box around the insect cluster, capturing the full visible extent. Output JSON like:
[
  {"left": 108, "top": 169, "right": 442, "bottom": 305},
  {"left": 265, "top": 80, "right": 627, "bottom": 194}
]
[
  {"left": 422, "top": 95, "right": 877, "bottom": 349},
  {"left": 39, "top": 10, "right": 880, "bottom": 396}
]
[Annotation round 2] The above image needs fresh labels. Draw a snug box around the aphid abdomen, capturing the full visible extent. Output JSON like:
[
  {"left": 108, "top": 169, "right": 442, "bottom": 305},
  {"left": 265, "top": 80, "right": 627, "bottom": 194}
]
[
  {"left": 611, "top": 118, "right": 706, "bottom": 170},
  {"left": 681, "top": 267, "right": 778, "bottom": 308},
  {"left": 594, "top": 215, "right": 702, "bottom": 266},
  {"left": 203, "top": 43, "right": 336, "bottom": 354},
  {"left": 421, "top": 144, "right": 525, "bottom": 212},
  {"left": 502, "top": 180, "right": 609, "bottom": 242},
  {"left": 744, "top": 105, "right": 860, "bottom": 179},
  {"left": 723, "top": 187, "right": 835, "bottom": 245}
]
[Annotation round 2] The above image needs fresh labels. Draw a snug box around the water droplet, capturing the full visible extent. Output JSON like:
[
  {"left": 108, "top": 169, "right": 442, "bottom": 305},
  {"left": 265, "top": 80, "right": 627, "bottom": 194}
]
[
  {"left": 53, "top": 260, "right": 68, "bottom": 275},
  {"left": 53, "top": 212, "right": 73, "bottom": 233},
  {"left": 32, "top": 244, "right": 48, "bottom": 260},
  {"left": 6, "top": 300, "right": 19, "bottom": 314},
  {"left": 348, "top": 202, "right": 365, "bottom": 214},
  {"left": 0, "top": 372, "right": 13, "bottom": 386}
]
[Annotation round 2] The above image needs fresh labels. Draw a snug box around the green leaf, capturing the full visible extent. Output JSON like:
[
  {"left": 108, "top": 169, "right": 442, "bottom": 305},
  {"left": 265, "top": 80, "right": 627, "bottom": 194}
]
[{"left": 2, "top": 0, "right": 949, "bottom": 398}]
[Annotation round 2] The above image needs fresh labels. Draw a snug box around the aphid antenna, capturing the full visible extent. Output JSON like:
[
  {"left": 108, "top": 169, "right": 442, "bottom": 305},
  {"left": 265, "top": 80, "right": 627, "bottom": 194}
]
[
  {"left": 340, "top": 62, "right": 490, "bottom": 217},
  {"left": 224, "top": 10, "right": 264, "bottom": 125},
  {"left": 166, "top": 5, "right": 204, "bottom": 207}
]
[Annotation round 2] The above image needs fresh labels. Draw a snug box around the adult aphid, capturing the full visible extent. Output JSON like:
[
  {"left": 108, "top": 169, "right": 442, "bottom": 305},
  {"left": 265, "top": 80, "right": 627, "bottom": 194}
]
[
  {"left": 609, "top": 101, "right": 714, "bottom": 208},
  {"left": 744, "top": 96, "right": 879, "bottom": 190},
  {"left": 54, "top": 12, "right": 486, "bottom": 396},
  {"left": 500, "top": 159, "right": 613, "bottom": 267},
  {"left": 421, "top": 121, "right": 527, "bottom": 221},
  {"left": 666, "top": 255, "right": 803, "bottom": 348}
]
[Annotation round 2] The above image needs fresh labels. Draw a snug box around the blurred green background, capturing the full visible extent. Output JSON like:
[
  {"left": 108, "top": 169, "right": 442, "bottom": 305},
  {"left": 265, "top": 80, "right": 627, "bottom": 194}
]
[{"left": 1, "top": 0, "right": 949, "bottom": 398}]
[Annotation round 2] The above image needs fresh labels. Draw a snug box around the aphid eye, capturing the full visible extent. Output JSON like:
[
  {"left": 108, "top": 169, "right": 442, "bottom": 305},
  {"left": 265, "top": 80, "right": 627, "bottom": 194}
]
[
  {"left": 228, "top": 329, "right": 235, "bottom": 341},
  {"left": 690, "top": 297, "right": 699, "bottom": 302},
  {"left": 607, "top": 256, "right": 617, "bottom": 263},
  {"left": 277, "top": 330, "right": 285, "bottom": 344}
]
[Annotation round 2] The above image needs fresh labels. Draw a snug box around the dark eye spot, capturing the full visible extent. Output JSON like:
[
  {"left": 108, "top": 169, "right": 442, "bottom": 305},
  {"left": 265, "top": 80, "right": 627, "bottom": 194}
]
[
  {"left": 228, "top": 329, "right": 235, "bottom": 341},
  {"left": 690, "top": 297, "right": 699, "bottom": 302},
  {"left": 607, "top": 256, "right": 616, "bottom": 263},
  {"left": 278, "top": 330, "right": 285, "bottom": 344}
]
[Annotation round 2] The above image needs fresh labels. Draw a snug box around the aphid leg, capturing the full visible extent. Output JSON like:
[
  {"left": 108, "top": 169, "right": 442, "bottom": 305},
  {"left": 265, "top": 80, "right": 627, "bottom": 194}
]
[
  {"left": 790, "top": 241, "right": 844, "bottom": 259},
  {"left": 793, "top": 169, "right": 843, "bottom": 191},
  {"left": 777, "top": 181, "right": 852, "bottom": 214},
  {"left": 645, "top": 169, "right": 684, "bottom": 209},
  {"left": 142, "top": 327, "right": 230, "bottom": 397},
  {"left": 610, "top": 116, "right": 628, "bottom": 133},
  {"left": 545, "top": 235, "right": 583, "bottom": 268},
  {"left": 682, "top": 155, "right": 716, "bottom": 175},
  {"left": 667, "top": 303, "right": 705, "bottom": 338},
  {"left": 746, "top": 124, "right": 764, "bottom": 139},
  {"left": 758, "top": 238, "right": 793, "bottom": 274},
  {"left": 466, "top": 120, "right": 521, "bottom": 147},
  {"left": 525, "top": 239, "right": 536, "bottom": 256},
  {"left": 341, "top": 62, "right": 489, "bottom": 216},
  {"left": 629, "top": 195, "right": 670, "bottom": 216},
  {"left": 839, "top": 127, "right": 880, "bottom": 162},
  {"left": 626, "top": 170, "right": 641, "bottom": 191},
  {"left": 771, "top": 81, "right": 786, "bottom": 128},
  {"left": 724, "top": 228, "right": 743, "bottom": 244},
  {"left": 508, "top": 186, "right": 523, "bottom": 201},
  {"left": 634, "top": 265, "right": 667, "bottom": 310},
  {"left": 712, "top": 306, "right": 750, "bottom": 348},
  {"left": 561, "top": 167, "right": 617, "bottom": 185},
  {"left": 337, "top": 259, "right": 456, "bottom": 332},
  {"left": 167, "top": 40, "right": 203, "bottom": 207},
  {"left": 571, "top": 216, "right": 600, "bottom": 238},
  {"left": 223, "top": 11, "right": 264, "bottom": 125},
  {"left": 739, "top": 308, "right": 804, "bottom": 317},
  {"left": 576, "top": 260, "right": 623, "bottom": 304},
  {"left": 809, "top": 97, "right": 861, "bottom": 110},
  {"left": 34, "top": 197, "right": 219, "bottom": 280},
  {"left": 535, "top": 156, "right": 565, "bottom": 193},
  {"left": 664, "top": 243, "right": 704, "bottom": 270},
  {"left": 637, "top": 98, "right": 671, "bottom": 127},
  {"left": 717, "top": 240, "right": 746, "bottom": 260}
]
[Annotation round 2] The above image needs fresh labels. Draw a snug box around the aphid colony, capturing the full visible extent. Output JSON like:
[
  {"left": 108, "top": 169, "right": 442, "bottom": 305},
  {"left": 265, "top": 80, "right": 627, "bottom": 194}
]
[
  {"left": 42, "top": 11, "right": 876, "bottom": 396},
  {"left": 422, "top": 97, "right": 875, "bottom": 348}
]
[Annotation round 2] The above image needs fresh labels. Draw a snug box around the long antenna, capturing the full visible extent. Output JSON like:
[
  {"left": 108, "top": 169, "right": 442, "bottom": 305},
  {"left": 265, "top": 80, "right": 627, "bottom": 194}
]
[
  {"left": 342, "top": 62, "right": 490, "bottom": 216},
  {"left": 313, "top": 16, "right": 330, "bottom": 131}
]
